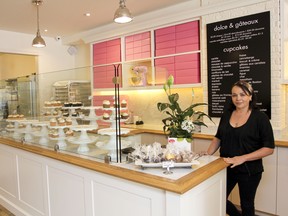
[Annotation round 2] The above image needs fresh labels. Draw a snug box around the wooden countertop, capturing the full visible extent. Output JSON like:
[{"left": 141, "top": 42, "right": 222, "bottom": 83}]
[
  {"left": 122, "top": 124, "right": 288, "bottom": 147},
  {"left": 0, "top": 137, "right": 228, "bottom": 194}
]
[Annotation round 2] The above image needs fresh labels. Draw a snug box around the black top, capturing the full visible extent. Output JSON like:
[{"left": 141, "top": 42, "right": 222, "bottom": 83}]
[{"left": 215, "top": 109, "right": 275, "bottom": 175}]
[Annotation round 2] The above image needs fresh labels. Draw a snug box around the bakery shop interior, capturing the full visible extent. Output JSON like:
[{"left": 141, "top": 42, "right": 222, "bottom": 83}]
[{"left": 0, "top": 1, "right": 288, "bottom": 216}]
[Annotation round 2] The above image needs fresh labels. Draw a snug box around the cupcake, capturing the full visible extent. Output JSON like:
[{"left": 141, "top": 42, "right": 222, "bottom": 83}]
[
  {"left": 121, "top": 100, "right": 127, "bottom": 108},
  {"left": 62, "top": 112, "right": 69, "bottom": 117},
  {"left": 103, "top": 113, "right": 110, "bottom": 120},
  {"left": 102, "top": 100, "right": 110, "bottom": 108},
  {"left": 50, "top": 118, "right": 57, "bottom": 126},
  {"left": 65, "top": 117, "right": 72, "bottom": 125},
  {"left": 52, "top": 111, "right": 58, "bottom": 116},
  {"left": 6, "top": 124, "right": 14, "bottom": 129},
  {"left": 64, "top": 102, "right": 71, "bottom": 107},
  {"left": 18, "top": 124, "right": 26, "bottom": 129},
  {"left": 44, "top": 111, "right": 51, "bottom": 116},
  {"left": 71, "top": 112, "right": 78, "bottom": 117},
  {"left": 121, "top": 112, "right": 129, "bottom": 119},
  {"left": 65, "top": 129, "right": 74, "bottom": 137},
  {"left": 50, "top": 132, "right": 59, "bottom": 138},
  {"left": 58, "top": 118, "right": 66, "bottom": 126}
]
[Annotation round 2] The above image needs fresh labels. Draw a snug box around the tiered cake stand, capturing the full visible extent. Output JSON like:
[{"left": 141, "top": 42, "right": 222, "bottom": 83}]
[
  {"left": 32, "top": 121, "right": 49, "bottom": 145},
  {"left": 97, "top": 106, "right": 130, "bottom": 158},
  {"left": 16, "top": 120, "right": 39, "bottom": 142},
  {"left": 67, "top": 125, "right": 98, "bottom": 152}
]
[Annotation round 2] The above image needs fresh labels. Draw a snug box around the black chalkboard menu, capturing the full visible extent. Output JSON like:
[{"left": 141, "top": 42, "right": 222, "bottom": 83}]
[{"left": 207, "top": 11, "right": 271, "bottom": 118}]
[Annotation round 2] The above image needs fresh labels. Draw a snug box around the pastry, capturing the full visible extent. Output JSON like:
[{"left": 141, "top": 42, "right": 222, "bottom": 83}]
[
  {"left": 121, "top": 99, "right": 127, "bottom": 108},
  {"left": 102, "top": 100, "right": 110, "bottom": 108},
  {"left": 65, "top": 129, "right": 74, "bottom": 137},
  {"left": 103, "top": 113, "right": 110, "bottom": 120},
  {"left": 58, "top": 118, "right": 66, "bottom": 126},
  {"left": 65, "top": 117, "right": 72, "bottom": 125},
  {"left": 50, "top": 118, "right": 57, "bottom": 126},
  {"left": 121, "top": 112, "right": 129, "bottom": 119}
]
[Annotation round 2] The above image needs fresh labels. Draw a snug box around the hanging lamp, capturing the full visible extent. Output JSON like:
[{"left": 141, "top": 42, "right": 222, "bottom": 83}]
[
  {"left": 32, "top": 0, "right": 46, "bottom": 48},
  {"left": 114, "top": 0, "right": 133, "bottom": 24}
]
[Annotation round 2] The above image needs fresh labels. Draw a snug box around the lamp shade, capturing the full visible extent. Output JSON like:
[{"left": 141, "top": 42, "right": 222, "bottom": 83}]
[
  {"left": 32, "top": 30, "right": 46, "bottom": 48},
  {"left": 114, "top": 0, "right": 133, "bottom": 24}
]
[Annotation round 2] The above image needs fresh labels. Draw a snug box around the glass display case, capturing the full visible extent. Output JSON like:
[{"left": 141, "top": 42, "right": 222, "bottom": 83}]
[{"left": 0, "top": 66, "right": 135, "bottom": 163}]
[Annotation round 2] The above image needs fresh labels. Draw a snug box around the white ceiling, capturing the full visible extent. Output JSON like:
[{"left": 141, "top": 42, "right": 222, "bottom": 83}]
[{"left": 0, "top": 0, "right": 191, "bottom": 39}]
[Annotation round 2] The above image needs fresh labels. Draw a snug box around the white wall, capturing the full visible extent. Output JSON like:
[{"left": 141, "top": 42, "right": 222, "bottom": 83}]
[{"left": 0, "top": 30, "right": 75, "bottom": 73}]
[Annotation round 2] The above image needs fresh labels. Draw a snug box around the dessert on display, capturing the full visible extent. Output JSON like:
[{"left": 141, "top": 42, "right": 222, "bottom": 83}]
[
  {"left": 58, "top": 118, "right": 66, "bottom": 126},
  {"left": 65, "top": 129, "right": 74, "bottom": 137},
  {"left": 65, "top": 117, "right": 73, "bottom": 125},
  {"left": 102, "top": 100, "right": 111, "bottom": 108},
  {"left": 121, "top": 112, "right": 129, "bottom": 119},
  {"left": 103, "top": 113, "right": 110, "bottom": 120},
  {"left": 50, "top": 118, "right": 57, "bottom": 126},
  {"left": 121, "top": 99, "right": 127, "bottom": 108},
  {"left": 7, "top": 114, "right": 25, "bottom": 120}
]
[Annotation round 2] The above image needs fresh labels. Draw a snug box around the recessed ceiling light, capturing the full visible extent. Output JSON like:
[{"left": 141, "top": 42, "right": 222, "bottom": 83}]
[{"left": 84, "top": 13, "right": 91, "bottom": 17}]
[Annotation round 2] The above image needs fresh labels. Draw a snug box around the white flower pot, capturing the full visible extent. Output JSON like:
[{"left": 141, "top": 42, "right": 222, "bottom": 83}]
[{"left": 168, "top": 137, "right": 193, "bottom": 152}]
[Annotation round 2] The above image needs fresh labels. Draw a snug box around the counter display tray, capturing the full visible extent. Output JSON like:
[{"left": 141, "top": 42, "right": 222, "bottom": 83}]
[{"left": 135, "top": 160, "right": 200, "bottom": 168}]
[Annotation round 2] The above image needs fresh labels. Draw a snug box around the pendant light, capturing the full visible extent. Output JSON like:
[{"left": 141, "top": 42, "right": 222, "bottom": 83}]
[
  {"left": 114, "top": 0, "right": 133, "bottom": 24},
  {"left": 32, "top": 0, "right": 46, "bottom": 48}
]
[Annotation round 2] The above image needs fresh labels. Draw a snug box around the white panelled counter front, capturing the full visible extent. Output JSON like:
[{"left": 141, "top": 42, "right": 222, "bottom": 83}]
[{"left": 0, "top": 137, "right": 228, "bottom": 216}]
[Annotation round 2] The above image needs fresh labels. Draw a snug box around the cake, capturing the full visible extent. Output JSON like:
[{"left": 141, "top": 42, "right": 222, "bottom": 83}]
[
  {"left": 71, "top": 112, "right": 78, "bottom": 117},
  {"left": 103, "top": 113, "right": 110, "bottom": 120},
  {"left": 62, "top": 112, "right": 69, "bottom": 117},
  {"left": 50, "top": 118, "right": 57, "bottom": 126},
  {"left": 58, "top": 118, "right": 66, "bottom": 126},
  {"left": 102, "top": 100, "right": 110, "bottom": 108},
  {"left": 65, "top": 129, "right": 74, "bottom": 137},
  {"left": 18, "top": 124, "right": 25, "bottom": 129},
  {"left": 121, "top": 100, "right": 127, "bottom": 108},
  {"left": 64, "top": 102, "right": 71, "bottom": 107},
  {"left": 6, "top": 124, "right": 14, "bottom": 129},
  {"left": 50, "top": 132, "right": 59, "bottom": 138},
  {"left": 65, "top": 117, "right": 72, "bottom": 125},
  {"left": 7, "top": 114, "right": 25, "bottom": 120},
  {"left": 44, "top": 111, "right": 51, "bottom": 116},
  {"left": 121, "top": 112, "right": 129, "bottom": 119}
]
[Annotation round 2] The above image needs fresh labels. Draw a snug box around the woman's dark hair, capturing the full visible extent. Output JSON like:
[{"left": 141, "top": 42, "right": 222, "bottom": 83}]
[{"left": 226, "top": 80, "right": 258, "bottom": 111}]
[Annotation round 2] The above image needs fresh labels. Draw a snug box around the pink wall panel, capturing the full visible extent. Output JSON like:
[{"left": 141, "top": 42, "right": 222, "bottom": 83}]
[
  {"left": 155, "top": 48, "right": 176, "bottom": 56},
  {"left": 125, "top": 31, "right": 151, "bottom": 61},
  {"left": 141, "top": 45, "right": 150, "bottom": 52},
  {"left": 155, "top": 33, "right": 176, "bottom": 43},
  {"left": 141, "top": 52, "right": 150, "bottom": 59},
  {"left": 155, "top": 26, "right": 175, "bottom": 37}
]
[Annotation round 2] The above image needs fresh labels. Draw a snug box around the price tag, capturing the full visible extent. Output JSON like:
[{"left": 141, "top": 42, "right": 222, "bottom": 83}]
[{"left": 162, "top": 161, "right": 174, "bottom": 168}]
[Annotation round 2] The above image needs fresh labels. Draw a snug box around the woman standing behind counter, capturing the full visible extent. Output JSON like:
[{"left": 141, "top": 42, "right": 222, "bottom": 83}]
[{"left": 206, "top": 81, "right": 275, "bottom": 216}]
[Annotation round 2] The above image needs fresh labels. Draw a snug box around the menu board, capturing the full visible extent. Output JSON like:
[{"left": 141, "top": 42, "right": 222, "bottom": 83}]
[{"left": 207, "top": 12, "right": 271, "bottom": 118}]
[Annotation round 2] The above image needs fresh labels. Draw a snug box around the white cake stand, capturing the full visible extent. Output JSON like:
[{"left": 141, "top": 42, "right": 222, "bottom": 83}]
[
  {"left": 16, "top": 120, "right": 39, "bottom": 142},
  {"left": 32, "top": 121, "right": 49, "bottom": 145},
  {"left": 68, "top": 125, "right": 98, "bottom": 152},
  {"left": 97, "top": 128, "right": 130, "bottom": 159}
]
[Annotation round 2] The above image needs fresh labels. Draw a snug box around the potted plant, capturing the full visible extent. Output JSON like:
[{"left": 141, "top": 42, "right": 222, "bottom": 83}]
[{"left": 157, "top": 75, "right": 212, "bottom": 150}]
